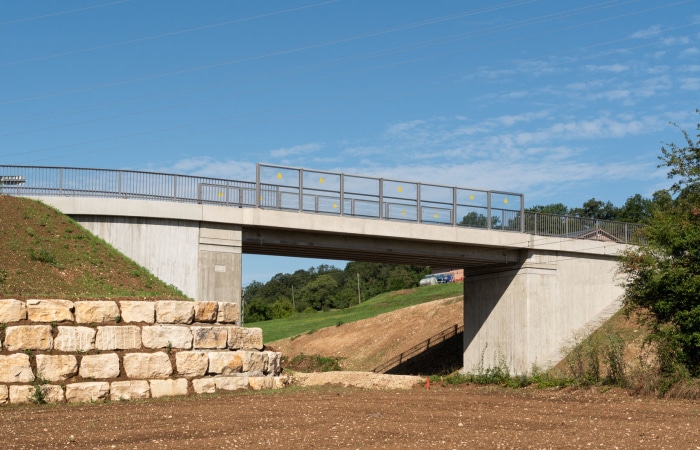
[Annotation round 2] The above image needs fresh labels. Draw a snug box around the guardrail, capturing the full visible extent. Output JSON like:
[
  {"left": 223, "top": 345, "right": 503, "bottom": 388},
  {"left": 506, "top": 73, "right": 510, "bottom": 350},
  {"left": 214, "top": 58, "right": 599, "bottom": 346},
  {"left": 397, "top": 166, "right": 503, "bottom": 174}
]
[
  {"left": 0, "top": 163, "right": 645, "bottom": 244},
  {"left": 373, "top": 324, "right": 464, "bottom": 374}
]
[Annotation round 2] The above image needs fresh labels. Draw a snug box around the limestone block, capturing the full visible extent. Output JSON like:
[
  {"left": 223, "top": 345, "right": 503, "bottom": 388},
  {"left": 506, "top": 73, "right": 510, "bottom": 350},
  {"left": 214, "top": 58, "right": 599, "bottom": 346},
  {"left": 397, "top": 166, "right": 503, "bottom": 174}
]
[
  {"left": 217, "top": 302, "right": 240, "bottom": 324},
  {"left": 79, "top": 353, "right": 120, "bottom": 379},
  {"left": 120, "top": 301, "right": 155, "bottom": 323},
  {"left": 0, "top": 354, "right": 34, "bottom": 383},
  {"left": 123, "top": 352, "right": 172, "bottom": 379},
  {"left": 192, "top": 326, "right": 228, "bottom": 349},
  {"left": 95, "top": 326, "right": 141, "bottom": 350},
  {"left": 249, "top": 376, "right": 274, "bottom": 391},
  {"left": 0, "top": 385, "right": 7, "bottom": 404},
  {"left": 272, "top": 376, "right": 289, "bottom": 389},
  {"left": 149, "top": 378, "right": 188, "bottom": 398},
  {"left": 142, "top": 325, "right": 192, "bottom": 349},
  {"left": 241, "top": 351, "right": 266, "bottom": 373},
  {"left": 36, "top": 354, "right": 78, "bottom": 382},
  {"left": 0, "top": 299, "right": 26, "bottom": 322},
  {"left": 175, "top": 351, "right": 209, "bottom": 377},
  {"left": 4, "top": 325, "right": 52, "bottom": 351},
  {"left": 110, "top": 380, "right": 151, "bottom": 401},
  {"left": 192, "top": 378, "right": 216, "bottom": 394},
  {"left": 65, "top": 382, "right": 110, "bottom": 403},
  {"left": 266, "top": 351, "right": 283, "bottom": 375},
  {"left": 156, "top": 301, "right": 194, "bottom": 324},
  {"left": 194, "top": 301, "right": 218, "bottom": 323},
  {"left": 214, "top": 376, "right": 249, "bottom": 391},
  {"left": 208, "top": 351, "right": 243, "bottom": 375},
  {"left": 74, "top": 301, "right": 120, "bottom": 324},
  {"left": 54, "top": 326, "right": 96, "bottom": 352},
  {"left": 26, "top": 299, "right": 74, "bottom": 322},
  {"left": 227, "top": 326, "right": 263, "bottom": 350},
  {"left": 10, "top": 385, "right": 64, "bottom": 404}
]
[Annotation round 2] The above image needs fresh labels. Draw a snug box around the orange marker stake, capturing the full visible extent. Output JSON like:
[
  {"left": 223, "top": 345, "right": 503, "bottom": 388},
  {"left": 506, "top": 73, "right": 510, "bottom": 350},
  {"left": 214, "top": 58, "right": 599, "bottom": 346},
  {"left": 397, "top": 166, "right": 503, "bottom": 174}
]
[{"left": 425, "top": 378, "right": 430, "bottom": 390}]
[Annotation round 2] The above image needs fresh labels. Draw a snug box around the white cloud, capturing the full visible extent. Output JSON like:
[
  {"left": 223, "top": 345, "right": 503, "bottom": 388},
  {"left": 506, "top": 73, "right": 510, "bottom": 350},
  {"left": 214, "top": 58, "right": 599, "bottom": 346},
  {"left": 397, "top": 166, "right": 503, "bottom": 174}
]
[
  {"left": 630, "top": 25, "right": 662, "bottom": 39},
  {"left": 269, "top": 143, "right": 323, "bottom": 158},
  {"left": 680, "top": 77, "right": 700, "bottom": 90},
  {"left": 585, "top": 64, "right": 629, "bottom": 73},
  {"left": 681, "top": 47, "right": 700, "bottom": 57}
]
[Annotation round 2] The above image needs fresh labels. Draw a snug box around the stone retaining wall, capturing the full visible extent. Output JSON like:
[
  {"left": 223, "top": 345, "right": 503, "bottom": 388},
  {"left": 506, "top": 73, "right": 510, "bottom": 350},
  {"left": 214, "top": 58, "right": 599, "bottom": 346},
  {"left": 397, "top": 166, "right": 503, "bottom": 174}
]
[{"left": 0, "top": 299, "right": 286, "bottom": 405}]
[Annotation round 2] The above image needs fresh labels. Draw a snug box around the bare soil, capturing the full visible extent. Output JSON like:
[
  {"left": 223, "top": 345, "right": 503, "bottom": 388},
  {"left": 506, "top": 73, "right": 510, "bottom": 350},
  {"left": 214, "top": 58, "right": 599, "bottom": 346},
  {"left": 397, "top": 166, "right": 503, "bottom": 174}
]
[
  {"left": 272, "top": 295, "right": 465, "bottom": 374},
  {"left": 2, "top": 384, "right": 700, "bottom": 449}
]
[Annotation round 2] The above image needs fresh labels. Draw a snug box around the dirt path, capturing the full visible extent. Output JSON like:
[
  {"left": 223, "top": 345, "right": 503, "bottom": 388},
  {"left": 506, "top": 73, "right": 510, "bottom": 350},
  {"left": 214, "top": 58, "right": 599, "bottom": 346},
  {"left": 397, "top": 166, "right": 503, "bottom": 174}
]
[{"left": 2, "top": 384, "right": 699, "bottom": 449}]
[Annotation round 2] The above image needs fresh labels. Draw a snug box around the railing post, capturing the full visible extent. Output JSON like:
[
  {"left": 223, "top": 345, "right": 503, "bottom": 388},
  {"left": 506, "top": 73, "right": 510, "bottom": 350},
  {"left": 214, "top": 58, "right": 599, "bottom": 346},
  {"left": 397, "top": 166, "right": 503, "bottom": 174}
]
[
  {"left": 298, "top": 168, "right": 304, "bottom": 212},
  {"left": 59, "top": 168, "right": 63, "bottom": 196},
  {"left": 379, "top": 178, "right": 384, "bottom": 220},
  {"left": 255, "top": 164, "right": 261, "bottom": 208},
  {"left": 339, "top": 174, "right": 344, "bottom": 216},
  {"left": 452, "top": 186, "right": 457, "bottom": 226},
  {"left": 520, "top": 194, "right": 525, "bottom": 232},
  {"left": 173, "top": 176, "right": 177, "bottom": 201},
  {"left": 225, "top": 181, "right": 230, "bottom": 206},
  {"left": 417, "top": 183, "right": 422, "bottom": 224},
  {"left": 486, "top": 191, "right": 492, "bottom": 230}
]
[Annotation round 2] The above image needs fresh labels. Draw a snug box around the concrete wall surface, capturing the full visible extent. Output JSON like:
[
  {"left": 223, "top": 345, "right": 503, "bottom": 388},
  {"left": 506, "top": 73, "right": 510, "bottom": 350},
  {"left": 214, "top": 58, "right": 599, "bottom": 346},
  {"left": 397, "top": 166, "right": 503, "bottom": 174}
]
[{"left": 462, "top": 250, "right": 624, "bottom": 374}]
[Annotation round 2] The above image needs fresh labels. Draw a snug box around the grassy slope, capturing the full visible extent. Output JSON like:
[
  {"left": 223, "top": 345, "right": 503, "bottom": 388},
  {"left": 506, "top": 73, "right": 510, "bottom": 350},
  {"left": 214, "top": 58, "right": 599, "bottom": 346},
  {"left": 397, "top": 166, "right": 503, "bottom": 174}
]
[
  {"left": 248, "top": 283, "right": 463, "bottom": 343},
  {"left": 0, "top": 196, "right": 189, "bottom": 300}
]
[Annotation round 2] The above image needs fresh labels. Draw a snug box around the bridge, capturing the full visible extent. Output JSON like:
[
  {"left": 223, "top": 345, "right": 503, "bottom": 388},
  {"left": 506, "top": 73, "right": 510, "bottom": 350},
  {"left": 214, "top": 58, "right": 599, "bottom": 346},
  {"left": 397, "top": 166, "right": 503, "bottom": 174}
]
[{"left": 0, "top": 164, "right": 643, "bottom": 374}]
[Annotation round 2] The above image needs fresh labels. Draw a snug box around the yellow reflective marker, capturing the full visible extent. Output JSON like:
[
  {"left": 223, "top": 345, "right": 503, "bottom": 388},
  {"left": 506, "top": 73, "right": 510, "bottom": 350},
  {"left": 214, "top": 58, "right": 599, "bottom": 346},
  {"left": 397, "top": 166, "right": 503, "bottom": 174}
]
[
  {"left": 260, "top": 195, "right": 263, "bottom": 201},
  {"left": 401, "top": 210, "right": 406, "bottom": 215},
  {"left": 332, "top": 202, "right": 337, "bottom": 209},
  {"left": 397, "top": 186, "right": 403, "bottom": 193},
  {"left": 319, "top": 177, "right": 325, "bottom": 184},
  {"left": 218, "top": 192, "right": 223, "bottom": 197},
  {"left": 469, "top": 194, "right": 475, "bottom": 201},
  {"left": 434, "top": 213, "right": 439, "bottom": 219},
  {"left": 504, "top": 198, "right": 509, "bottom": 204},
  {"left": 277, "top": 172, "right": 283, "bottom": 179}
]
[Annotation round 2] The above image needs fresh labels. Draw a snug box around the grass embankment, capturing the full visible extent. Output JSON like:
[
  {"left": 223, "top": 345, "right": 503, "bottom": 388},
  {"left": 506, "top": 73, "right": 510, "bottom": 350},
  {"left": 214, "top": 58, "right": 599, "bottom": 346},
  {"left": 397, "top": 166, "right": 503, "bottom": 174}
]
[
  {"left": 0, "top": 196, "right": 189, "bottom": 300},
  {"left": 248, "top": 283, "right": 463, "bottom": 343}
]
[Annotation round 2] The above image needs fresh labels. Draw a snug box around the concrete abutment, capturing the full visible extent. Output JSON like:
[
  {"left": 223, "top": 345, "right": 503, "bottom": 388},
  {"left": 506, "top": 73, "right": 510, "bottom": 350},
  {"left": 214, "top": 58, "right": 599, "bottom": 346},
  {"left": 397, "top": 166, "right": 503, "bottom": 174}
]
[
  {"left": 74, "top": 216, "right": 242, "bottom": 307},
  {"left": 462, "top": 250, "right": 624, "bottom": 375}
]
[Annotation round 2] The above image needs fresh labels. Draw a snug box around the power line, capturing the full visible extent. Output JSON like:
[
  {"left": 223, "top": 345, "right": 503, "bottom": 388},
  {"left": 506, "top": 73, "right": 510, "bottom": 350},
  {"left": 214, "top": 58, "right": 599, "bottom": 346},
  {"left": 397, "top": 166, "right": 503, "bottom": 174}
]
[{"left": 0, "top": 0, "right": 131, "bottom": 26}]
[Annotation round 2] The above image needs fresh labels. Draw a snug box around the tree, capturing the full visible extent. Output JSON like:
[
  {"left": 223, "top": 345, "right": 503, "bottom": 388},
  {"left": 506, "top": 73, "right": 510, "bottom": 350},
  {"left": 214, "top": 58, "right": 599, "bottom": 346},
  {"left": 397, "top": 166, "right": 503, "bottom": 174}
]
[
  {"left": 617, "top": 194, "right": 653, "bottom": 223},
  {"left": 460, "top": 211, "right": 501, "bottom": 228},
  {"left": 619, "top": 111, "right": 700, "bottom": 376},
  {"left": 527, "top": 203, "right": 569, "bottom": 215},
  {"left": 300, "top": 274, "right": 338, "bottom": 311}
]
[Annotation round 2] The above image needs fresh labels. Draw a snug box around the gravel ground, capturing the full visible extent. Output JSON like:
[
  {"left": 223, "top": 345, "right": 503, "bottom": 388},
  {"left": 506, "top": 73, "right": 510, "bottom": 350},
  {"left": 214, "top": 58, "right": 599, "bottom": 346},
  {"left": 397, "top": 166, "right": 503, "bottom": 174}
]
[{"left": 2, "top": 380, "right": 699, "bottom": 449}]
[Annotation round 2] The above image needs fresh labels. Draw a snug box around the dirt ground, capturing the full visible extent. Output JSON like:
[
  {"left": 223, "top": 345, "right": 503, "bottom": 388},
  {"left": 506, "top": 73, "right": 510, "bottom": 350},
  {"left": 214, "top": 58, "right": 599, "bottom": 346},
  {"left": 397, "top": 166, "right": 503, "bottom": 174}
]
[
  {"left": 272, "top": 295, "right": 465, "bottom": 373},
  {"left": 2, "top": 382, "right": 700, "bottom": 449}
]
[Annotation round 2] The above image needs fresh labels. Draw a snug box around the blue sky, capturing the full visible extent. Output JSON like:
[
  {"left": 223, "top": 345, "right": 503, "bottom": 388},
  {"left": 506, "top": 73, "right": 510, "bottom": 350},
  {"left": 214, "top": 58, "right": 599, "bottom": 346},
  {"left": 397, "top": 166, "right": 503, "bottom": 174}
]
[{"left": 2, "top": 0, "right": 699, "bottom": 285}]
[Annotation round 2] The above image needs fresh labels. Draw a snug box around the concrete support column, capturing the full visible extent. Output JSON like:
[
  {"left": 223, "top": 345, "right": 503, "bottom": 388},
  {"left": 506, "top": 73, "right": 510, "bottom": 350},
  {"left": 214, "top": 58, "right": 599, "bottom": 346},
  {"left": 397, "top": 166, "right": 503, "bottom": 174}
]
[
  {"left": 198, "top": 222, "right": 242, "bottom": 306},
  {"left": 462, "top": 250, "right": 624, "bottom": 375}
]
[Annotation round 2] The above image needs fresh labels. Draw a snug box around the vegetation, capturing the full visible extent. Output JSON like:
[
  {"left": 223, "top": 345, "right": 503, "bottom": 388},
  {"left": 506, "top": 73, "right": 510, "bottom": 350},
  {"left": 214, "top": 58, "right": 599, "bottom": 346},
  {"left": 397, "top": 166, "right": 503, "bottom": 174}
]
[
  {"left": 620, "top": 111, "right": 700, "bottom": 378},
  {"left": 0, "top": 196, "right": 189, "bottom": 299},
  {"left": 249, "top": 282, "right": 463, "bottom": 342},
  {"left": 243, "top": 262, "right": 431, "bottom": 321}
]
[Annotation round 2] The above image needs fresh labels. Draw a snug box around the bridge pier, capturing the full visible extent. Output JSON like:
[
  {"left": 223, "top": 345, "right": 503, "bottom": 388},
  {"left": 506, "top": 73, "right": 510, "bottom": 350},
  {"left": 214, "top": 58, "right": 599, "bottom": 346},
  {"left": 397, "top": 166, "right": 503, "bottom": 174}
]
[{"left": 462, "top": 250, "right": 624, "bottom": 375}]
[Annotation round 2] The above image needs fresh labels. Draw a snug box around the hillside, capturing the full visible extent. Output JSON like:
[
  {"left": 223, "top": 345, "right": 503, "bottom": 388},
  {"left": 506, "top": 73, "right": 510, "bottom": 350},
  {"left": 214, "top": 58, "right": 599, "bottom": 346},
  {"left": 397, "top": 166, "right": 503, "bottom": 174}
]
[
  {"left": 0, "top": 196, "right": 188, "bottom": 300},
  {"left": 271, "top": 295, "right": 464, "bottom": 374}
]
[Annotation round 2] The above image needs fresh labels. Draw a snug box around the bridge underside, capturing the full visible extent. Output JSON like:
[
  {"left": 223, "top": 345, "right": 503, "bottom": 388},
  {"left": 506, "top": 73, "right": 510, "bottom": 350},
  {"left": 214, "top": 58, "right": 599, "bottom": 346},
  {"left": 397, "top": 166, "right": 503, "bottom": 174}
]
[{"left": 241, "top": 227, "right": 521, "bottom": 270}]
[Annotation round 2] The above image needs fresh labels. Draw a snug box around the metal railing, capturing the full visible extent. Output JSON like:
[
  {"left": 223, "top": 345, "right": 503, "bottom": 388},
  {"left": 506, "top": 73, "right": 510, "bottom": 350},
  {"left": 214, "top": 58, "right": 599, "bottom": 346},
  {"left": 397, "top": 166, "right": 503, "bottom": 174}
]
[
  {"left": 0, "top": 163, "right": 645, "bottom": 244},
  {"left": 373, "top": 324, "right": 464, "bottom": 374}
]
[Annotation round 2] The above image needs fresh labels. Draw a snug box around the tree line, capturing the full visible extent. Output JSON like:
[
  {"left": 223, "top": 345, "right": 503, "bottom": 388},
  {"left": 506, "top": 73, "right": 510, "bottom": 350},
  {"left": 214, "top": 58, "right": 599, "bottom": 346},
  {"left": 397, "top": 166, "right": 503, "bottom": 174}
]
[{"left": 243, "top": 262, "right": 430, "bottom": 322}]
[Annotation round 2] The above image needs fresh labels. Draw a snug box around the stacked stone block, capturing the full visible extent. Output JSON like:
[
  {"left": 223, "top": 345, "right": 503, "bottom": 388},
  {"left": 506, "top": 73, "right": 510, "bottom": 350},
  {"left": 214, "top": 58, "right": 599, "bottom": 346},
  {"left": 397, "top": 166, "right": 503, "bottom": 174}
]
[{"left": 0, "top": 299, "right": 286, "bottom": 405}]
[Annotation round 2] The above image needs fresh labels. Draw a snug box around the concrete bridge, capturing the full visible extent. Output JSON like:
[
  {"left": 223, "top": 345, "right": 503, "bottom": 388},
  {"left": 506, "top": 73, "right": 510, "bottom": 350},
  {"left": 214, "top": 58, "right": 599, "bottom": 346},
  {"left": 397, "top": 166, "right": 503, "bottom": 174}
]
[{"left": 1, "top": 164, "right": 643, "bottom": 373}]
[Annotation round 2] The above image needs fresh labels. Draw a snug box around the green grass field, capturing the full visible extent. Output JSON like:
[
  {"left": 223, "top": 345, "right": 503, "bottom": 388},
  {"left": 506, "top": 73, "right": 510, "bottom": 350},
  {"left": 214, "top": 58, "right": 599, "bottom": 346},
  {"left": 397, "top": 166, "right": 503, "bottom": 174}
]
[{"left": 247, "top": 282, "right": 464, "bottom": 343}]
